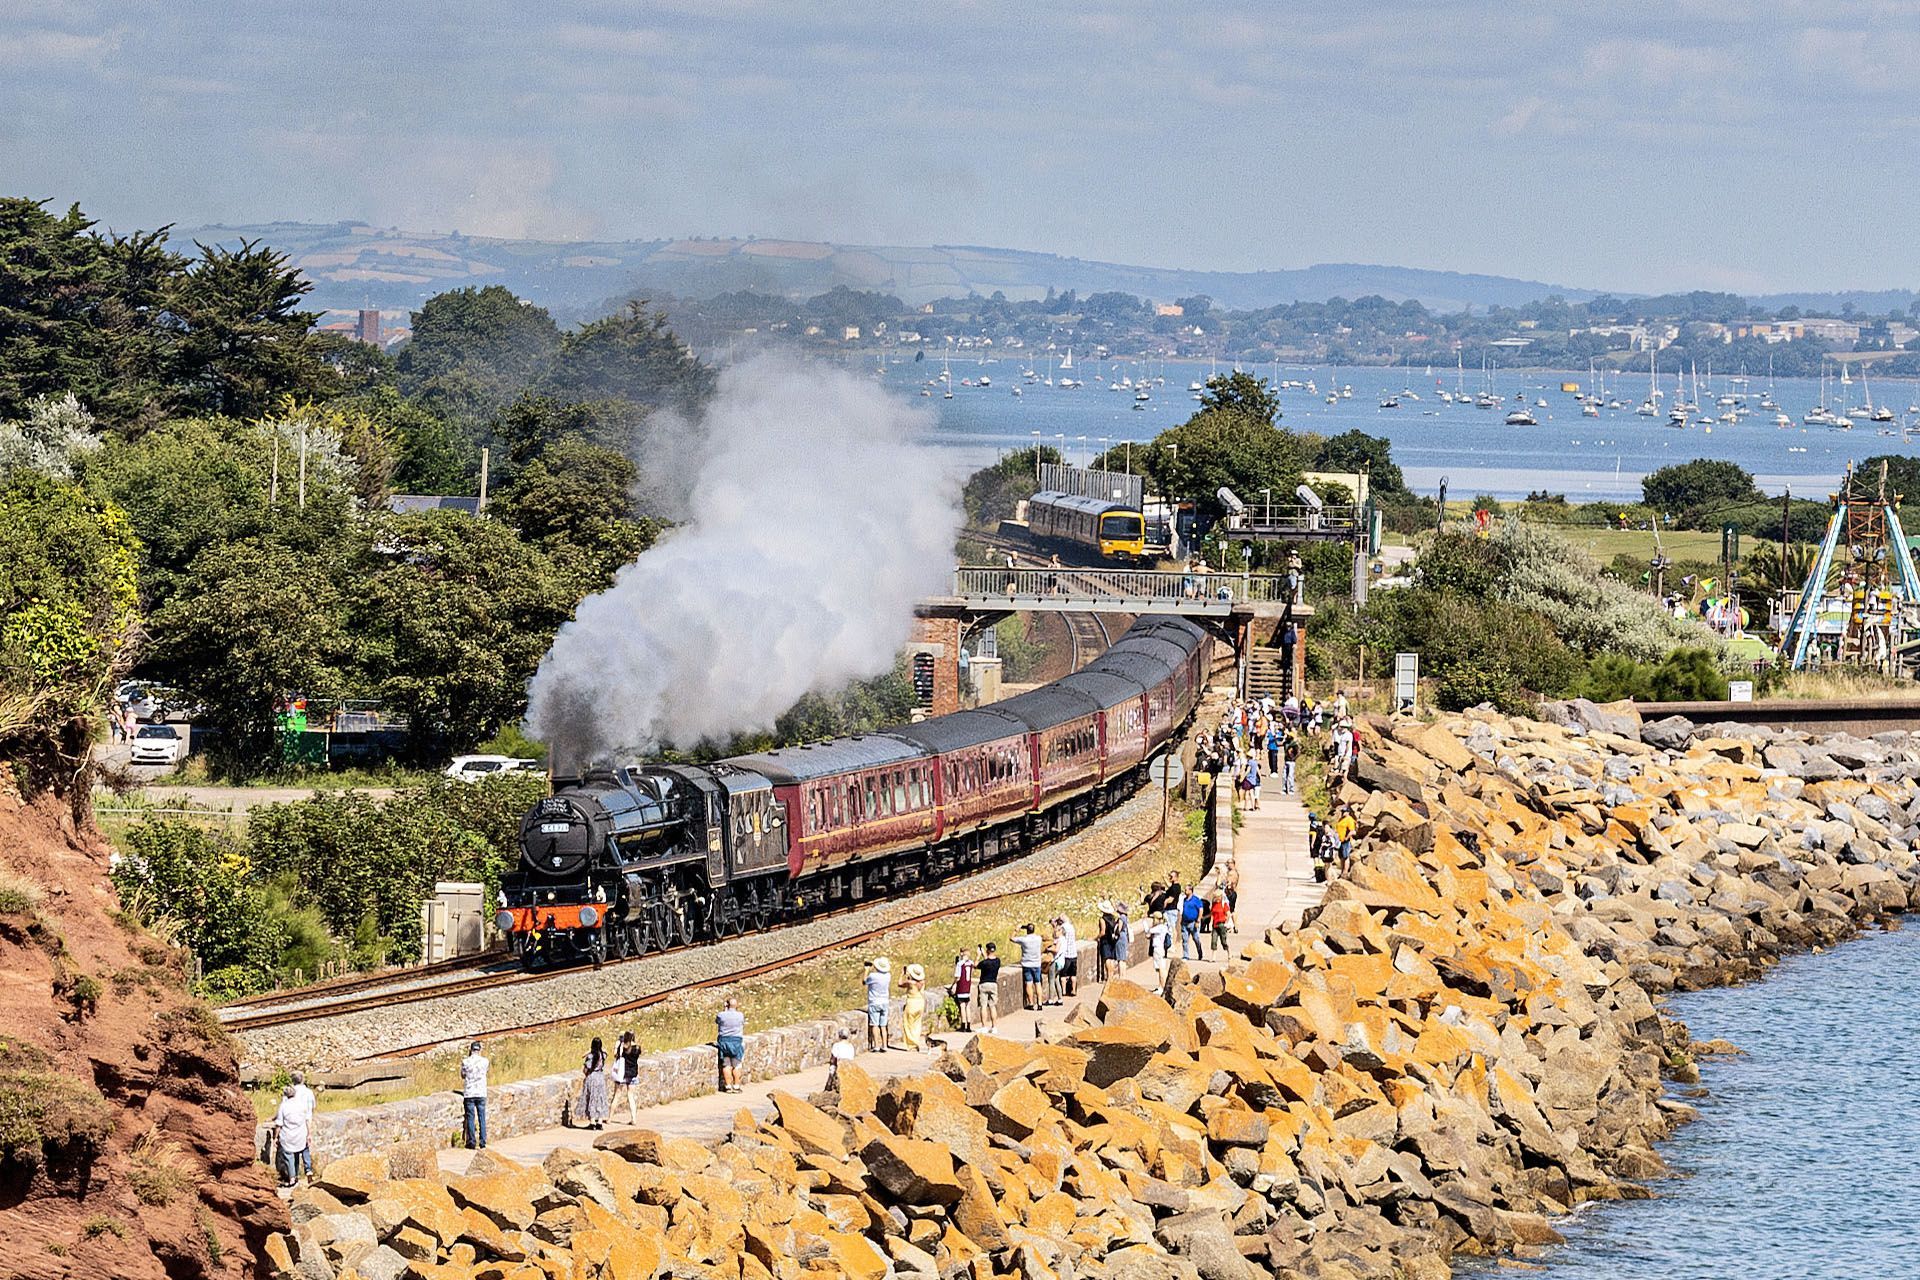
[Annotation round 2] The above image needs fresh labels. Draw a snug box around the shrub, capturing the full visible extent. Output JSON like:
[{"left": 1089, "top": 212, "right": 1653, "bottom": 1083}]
[
  {"left": 1649, "top": 647, "right": 1730, "bottom": 701},
  {"left": 0, "top": 1070, "right": 115, "bottom": 1169},
  {"left": 81, "top": 1217, "right": 126, "bottom": 1241},
  {"left": 126, "top": 1129, "right": 194, "bottom": 1206}
]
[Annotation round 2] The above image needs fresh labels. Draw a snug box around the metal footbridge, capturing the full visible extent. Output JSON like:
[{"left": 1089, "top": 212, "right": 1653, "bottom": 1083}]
[{"left": 919, "top": 567, "right": 1311, "bottom": 621}]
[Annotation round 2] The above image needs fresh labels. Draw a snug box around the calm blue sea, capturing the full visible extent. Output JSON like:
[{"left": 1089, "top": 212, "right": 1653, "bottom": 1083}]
[
  {"left": 866, "top": 354, "right": 1920, "bottom": 502},
  {"left": 1468, "top": 922, "right": 1920, "bottom": 1278}
]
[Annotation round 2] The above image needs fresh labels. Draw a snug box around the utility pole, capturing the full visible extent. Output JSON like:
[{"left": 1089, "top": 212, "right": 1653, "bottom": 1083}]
[
  {"left": 297, "top": 425, "right": 308, "bottom": 509},
  {"left": 478, "top": 447, "right": 491, "bottom": 514}
]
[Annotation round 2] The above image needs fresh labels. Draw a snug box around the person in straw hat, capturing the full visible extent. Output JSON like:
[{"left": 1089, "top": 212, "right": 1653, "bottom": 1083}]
[
  {"left": 901, "top": 962, "right": 930, "bottom": 1051},
  {"left": 863, "top": 956, "right": 892, "bottom": 1051}
]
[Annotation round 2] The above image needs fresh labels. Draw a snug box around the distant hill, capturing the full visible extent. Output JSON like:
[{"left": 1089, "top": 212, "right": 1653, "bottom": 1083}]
[
  {"left": 1749, "top": 289, "right": 1919, "bottom": 317},
  {"left": 173, "top": 222, "right": 1605, "bottom": 317}
]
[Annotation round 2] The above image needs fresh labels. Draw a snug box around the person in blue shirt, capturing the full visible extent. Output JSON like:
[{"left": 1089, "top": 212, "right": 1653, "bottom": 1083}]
[{"left": 1180, "top": 889, "right": 1206, "bottom": 960}]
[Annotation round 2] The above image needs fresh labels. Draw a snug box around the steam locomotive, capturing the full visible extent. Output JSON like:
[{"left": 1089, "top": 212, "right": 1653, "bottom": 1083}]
[{"left": 496, "top": 616, "right": 1209, "bottom": 968}]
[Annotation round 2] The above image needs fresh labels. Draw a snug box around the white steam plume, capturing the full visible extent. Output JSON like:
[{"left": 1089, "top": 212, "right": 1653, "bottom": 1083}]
[{"left": 526, "top": 351, "right": 961, "bottom": 766}]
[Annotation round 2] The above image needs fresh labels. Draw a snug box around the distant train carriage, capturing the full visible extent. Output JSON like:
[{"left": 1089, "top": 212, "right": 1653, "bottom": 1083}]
[{"left": 1026, "top": 491, "right": 1147, "bottom": 562}]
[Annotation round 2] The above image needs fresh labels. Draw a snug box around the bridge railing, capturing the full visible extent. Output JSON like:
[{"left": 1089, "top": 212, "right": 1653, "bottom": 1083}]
[
  {"left": 952, "top": 567, "right": 1300, "bottom": 604},
  {"left": 1216, "top": 504, "right": 1365, "bottom": 538}
]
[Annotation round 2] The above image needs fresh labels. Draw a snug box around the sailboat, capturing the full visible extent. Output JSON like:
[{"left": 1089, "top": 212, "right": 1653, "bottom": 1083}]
[
  {"left": 1759, "top": 356, "right": 1779, "bottom": 409},
  {"left": 1636, "top": 349, "right": 1661, "bottom": 416},
  {"left": 942, "top": 352, "right": 953, "bottom": 400}
]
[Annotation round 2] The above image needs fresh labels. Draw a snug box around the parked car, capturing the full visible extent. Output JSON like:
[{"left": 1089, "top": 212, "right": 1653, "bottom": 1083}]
[
  {"left": 117, "top": 681, "right": 159, "bottom": 722},
  {"left": 444, "top": 755, "right": 542, "bottom": 783},
  {"left": 129, "top": 723, "right": 187, "bottom": 766}
]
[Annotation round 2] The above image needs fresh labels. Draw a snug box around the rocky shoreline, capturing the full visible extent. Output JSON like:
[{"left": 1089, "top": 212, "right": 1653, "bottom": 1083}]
[{"left": 266, "top": 704, "right": 1917, "bottom": 1280}]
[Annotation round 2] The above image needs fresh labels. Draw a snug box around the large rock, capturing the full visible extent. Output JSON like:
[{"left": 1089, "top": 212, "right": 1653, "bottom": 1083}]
[
  {"left": 859, "top": 1135, "right": 963, "bottom": 1205},
  {"left": 1069, "top": 1024, "right": 1165, "bottom": 1087},
  {"left": 1544, "top": 698, "right": 1642, "bottom": 740},
  {"left": 1640, "top": 715, "right": 1695, "bottom": 752}
]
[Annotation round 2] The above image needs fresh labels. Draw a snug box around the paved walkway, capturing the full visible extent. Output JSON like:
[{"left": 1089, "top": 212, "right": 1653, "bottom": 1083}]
[{"left": 434, "top": 780, "right": 1321, "bottom": 1176}]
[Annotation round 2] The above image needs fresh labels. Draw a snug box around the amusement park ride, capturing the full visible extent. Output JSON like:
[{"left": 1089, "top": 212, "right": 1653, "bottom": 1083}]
[{"left": 1779, "top": 462, "right": 1920, "bottom": 674}]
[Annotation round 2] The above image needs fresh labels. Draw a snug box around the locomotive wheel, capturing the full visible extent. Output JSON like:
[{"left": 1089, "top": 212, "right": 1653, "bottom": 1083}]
[
  {"left": 649, "top": 901, "right": 677, "bottom": 950},
  {"left": 624, "top": 923, "right": 643, "bottom": 957},
  {"left": 590, "top": 930, "right": 607, "bottom": 970},
  {"left": 608, "top": 924, "right": 629, "bottom": 961}
]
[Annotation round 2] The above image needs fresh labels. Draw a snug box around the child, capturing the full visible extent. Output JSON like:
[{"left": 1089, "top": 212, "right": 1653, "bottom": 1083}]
[{"left": 951, "top": 950, "right": 974, "bottom": 1031}]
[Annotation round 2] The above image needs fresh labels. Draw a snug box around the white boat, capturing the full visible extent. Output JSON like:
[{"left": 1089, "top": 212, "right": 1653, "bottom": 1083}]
[
  {"left": 1134, "top": 386, "right": 1150, "bottom": 402},
  {"left": 1583, "top": 401, "right": 1600, "bottom": 417},
  {"left": 1379, "top": 395, "right": 1400, "bottom": 409},
  {"left": 1504, "top": 407, "right": 1537, "bottom": 425},
  {"left": 979, "top": 375, "right": 991, "bottom": 387},
  {"left": 1340, "top": 385, "right": 1353, "bottom": 398},
  {"left": 1325, "top": 393, "right": 1338, "bottom": 405},
  {"left": 1774, "top": 412, "right": 1791, "bottom": 427},
  {"left": 1060, "top": 348, "right": 1073, "bottom": 370}
]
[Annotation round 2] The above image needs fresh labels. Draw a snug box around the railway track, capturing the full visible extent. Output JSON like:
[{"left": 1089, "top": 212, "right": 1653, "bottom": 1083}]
[
  {"left": 361, "top": 803, "right": 1170, "bottom": 1061},
  {"left": 221, "top": 953, "right": 498, "bottom": 1012},
  {"left": 227, "top": 772, "right": 1164, "bottom": 1036}
]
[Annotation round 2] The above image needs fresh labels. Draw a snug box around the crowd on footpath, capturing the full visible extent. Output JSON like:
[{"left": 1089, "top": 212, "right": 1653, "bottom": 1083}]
[{"left": 1196, "top": 685, "right": 1364, "bottom": 885}]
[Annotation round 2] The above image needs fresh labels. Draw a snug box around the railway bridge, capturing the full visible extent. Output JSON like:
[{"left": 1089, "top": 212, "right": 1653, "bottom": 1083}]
[{"left": 914, "top": 566, "right": 1311, "bottom": 711}]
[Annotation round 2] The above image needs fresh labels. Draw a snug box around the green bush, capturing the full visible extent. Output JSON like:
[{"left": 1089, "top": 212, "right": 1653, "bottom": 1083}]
[{"left": 1575, "top": 646, "right": 1730, "bottom": 703}]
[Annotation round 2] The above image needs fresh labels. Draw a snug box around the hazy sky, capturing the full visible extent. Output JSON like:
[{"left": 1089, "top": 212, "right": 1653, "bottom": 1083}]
[{"left": 5, "top": 1, "right": 1917, "bottom": 294}]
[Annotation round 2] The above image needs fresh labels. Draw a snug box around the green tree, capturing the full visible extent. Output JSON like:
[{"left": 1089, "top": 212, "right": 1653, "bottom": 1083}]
[
  {"left": 162, "top": 240, "right": 331, "bottom": 419},
  {"left": 0, "top": 198, "right": 179, "bottom": 427},
  {"left": 395, "top": 285, "right": 561, "bottom": 418},
  {"left": 1641, "top": 459, "right": 1761, "bottom": 517},
  {"left": 1312, "top": 429, "right": 1407, "bottom": 497},
  {"left": 1145, "top": 409, "right": 1310, "bottom": 522},
  {"left": 962, "top": 446, "right": 1061, "bottom": 529},
  {"left": 0, "top": 474, "right": 141, "bottom": 794},
  {"left": 110, "top": 819, "right": 285, "bottom": 995},
  {"left": 545, "top": 300, "right": 714, "bottom": 411},
  {"left": 347, "top": 511, "right": 576, "bottom": 758},
  {"left": 496, "top": 436, "right": 657, "bottom": 589},
  {"left": 1194, "top": 371, "right": 1281, "bottom": 425},
  {"left": 146, "top": 537, "right": 354, "bottom": 774}
]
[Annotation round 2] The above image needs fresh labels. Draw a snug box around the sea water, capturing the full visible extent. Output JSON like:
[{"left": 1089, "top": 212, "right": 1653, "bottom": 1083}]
[
  {"left": 874, "top": 355, "right": 1920, "bottom": 502},
  {"left": 1469, "top": 922, "right": 1920, "bottom": 1277}
]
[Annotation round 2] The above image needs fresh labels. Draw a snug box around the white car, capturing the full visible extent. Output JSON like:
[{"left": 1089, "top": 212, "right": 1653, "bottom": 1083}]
[
  {"left": 129, "top": 723, "right": 187, "bottom": 766},
  {"left": 444, "top": 755, "right": 542, "bottom": 782}
]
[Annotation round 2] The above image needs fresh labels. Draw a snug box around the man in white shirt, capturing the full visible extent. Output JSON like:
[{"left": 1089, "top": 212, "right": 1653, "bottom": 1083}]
[
  {"left": 286, "top": 1071, "right": 316, "bottom": 1179},
  {"left": 828, "top": 1029, "right": 856, "bottom": 1088},
  {"left": 1012, "top": 925, "right": 1045, "bottom": 1009},
  {"left": 270, "top": 1086, "right": 310, "bottom": 1187},
  {"left": 460, "top": 1041, "right": 489, "bottom": 1150}
]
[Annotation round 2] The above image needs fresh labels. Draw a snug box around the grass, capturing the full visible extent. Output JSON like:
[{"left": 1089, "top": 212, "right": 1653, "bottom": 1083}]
[
  {"left": 1545, "top": 526, "right": 1727, "bottom": 566},
  {"left": 81, "top": 1217, "right": 126, "bottom": 1241},
  {"left": 1765, "top": 668, "right": 1917, "bottom": 701},
  {"left": 158, "top": 755, "right": 438, "bottom": 791},
  {"left": 126, "top": 1129, "right": 195, "bottom": 1206},
  {"left": 261, "top": 805, "right": 1206, "bottom": 1120}
]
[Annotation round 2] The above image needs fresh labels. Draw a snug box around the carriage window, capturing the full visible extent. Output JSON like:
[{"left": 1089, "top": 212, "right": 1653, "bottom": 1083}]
[{"left": 894, "top": 775, "right": 909, "bottom": 812}]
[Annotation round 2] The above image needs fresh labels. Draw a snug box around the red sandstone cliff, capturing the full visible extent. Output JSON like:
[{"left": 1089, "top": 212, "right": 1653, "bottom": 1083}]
[{"left": 0, "top": 785, "right": 282, "bottom": 1278}]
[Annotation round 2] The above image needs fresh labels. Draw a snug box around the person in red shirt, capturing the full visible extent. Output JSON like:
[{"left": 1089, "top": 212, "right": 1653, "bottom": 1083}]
[{"left": 1209, "top": 892, "right": 1231, "bottom": 954}]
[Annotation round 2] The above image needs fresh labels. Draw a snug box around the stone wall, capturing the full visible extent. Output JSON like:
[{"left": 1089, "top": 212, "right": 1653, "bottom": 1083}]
[{"left": 295, "top": 930, "right": 1167, "bottom": 1163}]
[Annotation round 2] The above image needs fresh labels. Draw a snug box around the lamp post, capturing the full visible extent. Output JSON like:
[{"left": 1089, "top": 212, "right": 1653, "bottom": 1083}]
[
  {"left": 1077, "top": 435, "right": 1087, "bottom": 467},
  {"left": 1260, "top": 487, "right": 1272, "bottom": 527},
  {"left": 1031, "top": 431, "right": 1041, "bottom": 484}
]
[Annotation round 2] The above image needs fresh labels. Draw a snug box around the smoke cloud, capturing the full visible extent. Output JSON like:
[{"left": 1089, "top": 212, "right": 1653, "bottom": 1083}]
[{"left": 525, "top": 351, "right": 961, "bottom": 767}]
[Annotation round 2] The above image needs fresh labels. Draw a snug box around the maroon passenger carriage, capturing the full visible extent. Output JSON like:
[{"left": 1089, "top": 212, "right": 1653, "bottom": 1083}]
[{"left": 498, "top": 617, "right": 1210, "bottom": 967}]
